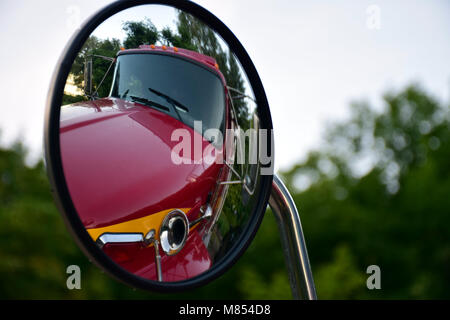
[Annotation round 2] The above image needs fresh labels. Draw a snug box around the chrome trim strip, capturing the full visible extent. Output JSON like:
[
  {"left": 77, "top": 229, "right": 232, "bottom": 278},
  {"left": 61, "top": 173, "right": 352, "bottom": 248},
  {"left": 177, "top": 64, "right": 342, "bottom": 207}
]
[
  {"left": 96, "top": 233, "right": 144, "bottom": 249},
  {"left": 219, "top": 180, "right": 243, "bottom": 185}
]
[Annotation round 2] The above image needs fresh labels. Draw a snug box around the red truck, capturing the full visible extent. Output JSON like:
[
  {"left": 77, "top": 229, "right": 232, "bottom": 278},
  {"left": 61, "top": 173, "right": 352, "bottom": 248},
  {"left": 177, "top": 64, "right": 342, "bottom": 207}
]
[{"left": 60, "top": 45, "right": 239, "bottom": 281}]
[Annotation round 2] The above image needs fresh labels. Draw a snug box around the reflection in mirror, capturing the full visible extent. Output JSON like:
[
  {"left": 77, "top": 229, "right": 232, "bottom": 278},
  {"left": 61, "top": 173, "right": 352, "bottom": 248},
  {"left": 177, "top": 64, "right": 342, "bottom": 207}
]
[{"left": 60, "top": 4, "right": 263, "bottom": 282}]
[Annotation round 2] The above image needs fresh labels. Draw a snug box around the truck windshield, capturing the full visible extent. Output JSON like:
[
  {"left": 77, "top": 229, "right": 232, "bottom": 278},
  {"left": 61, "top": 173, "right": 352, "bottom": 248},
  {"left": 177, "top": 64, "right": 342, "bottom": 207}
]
[{"left": 110, "top": 53, "right": 225, "bottom": 140}]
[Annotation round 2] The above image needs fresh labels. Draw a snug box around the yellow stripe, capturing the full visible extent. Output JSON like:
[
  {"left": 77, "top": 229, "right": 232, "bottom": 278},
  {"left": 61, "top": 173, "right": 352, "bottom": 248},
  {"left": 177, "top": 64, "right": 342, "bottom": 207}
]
[{"left": 87, "top": 208, "right": 190, "bottom": 241}]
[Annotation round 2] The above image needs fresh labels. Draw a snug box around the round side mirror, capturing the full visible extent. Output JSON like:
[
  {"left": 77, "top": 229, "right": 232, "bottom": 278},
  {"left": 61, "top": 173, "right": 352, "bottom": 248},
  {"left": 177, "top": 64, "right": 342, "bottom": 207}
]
[{"left": 45, "top": 0, "right": 273, "bottom": 292}]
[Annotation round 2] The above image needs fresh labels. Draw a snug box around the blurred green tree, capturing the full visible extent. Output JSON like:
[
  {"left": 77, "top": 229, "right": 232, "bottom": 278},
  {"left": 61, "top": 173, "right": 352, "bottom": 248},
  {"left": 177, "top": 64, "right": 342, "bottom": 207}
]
[{"left": 281, "top": 84, "right": 450, "bottom": 299}]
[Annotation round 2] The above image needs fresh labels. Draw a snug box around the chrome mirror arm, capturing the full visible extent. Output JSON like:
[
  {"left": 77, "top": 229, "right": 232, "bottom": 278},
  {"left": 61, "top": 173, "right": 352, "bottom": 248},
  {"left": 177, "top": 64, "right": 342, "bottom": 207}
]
[
  {"left": 144, "top": 229, "right": 163, "bottom": 282},
  {"left": 269, "top": 174, "right": 317, "bottom": 300}
]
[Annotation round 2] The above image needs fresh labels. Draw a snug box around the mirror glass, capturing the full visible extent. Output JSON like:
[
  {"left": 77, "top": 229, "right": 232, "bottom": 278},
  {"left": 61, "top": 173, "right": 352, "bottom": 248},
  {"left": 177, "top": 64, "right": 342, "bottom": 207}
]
[{"left": 60, "top": 4, "right": 267, "bottom": 283}]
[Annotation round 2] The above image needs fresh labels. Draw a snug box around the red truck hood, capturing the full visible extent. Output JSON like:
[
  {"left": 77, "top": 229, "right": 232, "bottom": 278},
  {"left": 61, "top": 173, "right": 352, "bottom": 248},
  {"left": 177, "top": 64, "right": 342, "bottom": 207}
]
[{"left": 60, "top": 97, "right": 222, "bottom": 229}]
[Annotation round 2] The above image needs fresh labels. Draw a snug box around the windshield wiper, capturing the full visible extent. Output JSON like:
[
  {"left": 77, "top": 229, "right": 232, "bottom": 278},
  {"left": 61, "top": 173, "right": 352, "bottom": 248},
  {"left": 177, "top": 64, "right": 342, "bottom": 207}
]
[
  {"left": 129, "top": 95, "right": 170, "bottom": 112},
  {"left": 120, "top": 89, "right": 129, "bottom": 99},
  {"left": 148, "top": 87, "right": 189, "bottom": 113}
]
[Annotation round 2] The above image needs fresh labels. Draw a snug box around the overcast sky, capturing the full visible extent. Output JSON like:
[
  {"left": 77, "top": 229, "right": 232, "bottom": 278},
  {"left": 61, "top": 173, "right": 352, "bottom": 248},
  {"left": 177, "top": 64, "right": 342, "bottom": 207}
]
[{"left": 1, "top": 0, "right": 449, "bottom": 171}]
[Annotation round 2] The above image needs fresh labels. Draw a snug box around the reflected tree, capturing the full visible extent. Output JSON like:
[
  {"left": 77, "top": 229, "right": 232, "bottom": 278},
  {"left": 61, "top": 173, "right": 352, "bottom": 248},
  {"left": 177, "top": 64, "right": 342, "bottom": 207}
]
[
  {"left": 123, "top": 18, "right": 159, "bottom": 49},
  {"left": 161, "top": 11, "right": 250, "bottom": 128},
  {"left": 69, "top": 36, "right": 121, "bottom": 99}
]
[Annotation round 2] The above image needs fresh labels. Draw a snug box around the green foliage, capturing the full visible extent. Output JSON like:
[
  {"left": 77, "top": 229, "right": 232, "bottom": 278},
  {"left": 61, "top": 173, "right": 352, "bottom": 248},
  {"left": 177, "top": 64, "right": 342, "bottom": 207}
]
[
  {"left": 70, "top": 36, "right": 121, "bottom": 98},
  {"left": 314, "top": 245, "right": 366, "bottom": 299},
  {"left": 122, "top": 18, "right": 159, "bottom": 49},
  {"left": 69, "top": 19, "right": 159, "bottom": 99},
  {"left": 281, "top": 84, "right": 450, "bottom": 299}
]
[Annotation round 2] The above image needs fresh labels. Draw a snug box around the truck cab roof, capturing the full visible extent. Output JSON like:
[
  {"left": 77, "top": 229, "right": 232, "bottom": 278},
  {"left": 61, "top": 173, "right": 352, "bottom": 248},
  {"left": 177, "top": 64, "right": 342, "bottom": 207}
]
[{"left": 117, "top": 45, "right": 225, "bottom": 84}]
